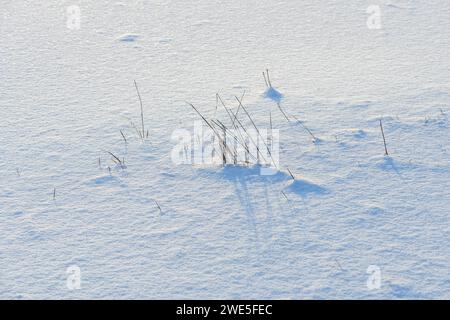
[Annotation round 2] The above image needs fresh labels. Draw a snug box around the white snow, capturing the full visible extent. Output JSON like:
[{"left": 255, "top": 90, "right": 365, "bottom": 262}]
[{"left": 1, "top": 1, "right": 450, "bottom": 299}]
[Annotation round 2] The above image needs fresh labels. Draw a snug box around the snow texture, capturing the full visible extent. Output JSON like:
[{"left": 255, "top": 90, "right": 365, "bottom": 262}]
[{"left": 0, "top": 1, "right": 450, "bottom": 299}]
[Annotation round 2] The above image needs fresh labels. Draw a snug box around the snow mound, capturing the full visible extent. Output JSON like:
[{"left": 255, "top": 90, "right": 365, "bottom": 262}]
[
  {"left": 264, "top": 87, "right": 283, "bottom": 103},
  {"left": 117, "top": 33, "right": 139, "bottom": 42},
  {"left": 340, "top": 128, "right": 367, "bottom": 139},
  {"left": 367, "top": 206, "right": 385, "bottom": 215}
]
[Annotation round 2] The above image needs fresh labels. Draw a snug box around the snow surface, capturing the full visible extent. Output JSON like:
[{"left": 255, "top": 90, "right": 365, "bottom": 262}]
[{"left": 1, "top": 1, "right": 450, "bottom": 299}]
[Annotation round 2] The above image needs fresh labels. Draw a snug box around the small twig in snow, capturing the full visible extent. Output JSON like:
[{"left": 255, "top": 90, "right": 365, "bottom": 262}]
[
  {"left": 120, "top": 130, "right": 127, "bottom": 144},
  {"left": 379, "top": 119, "right": 389, "bottom": 156},
  {"left": 154, "top": 200, "right": 162, "bottom": 215}
]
